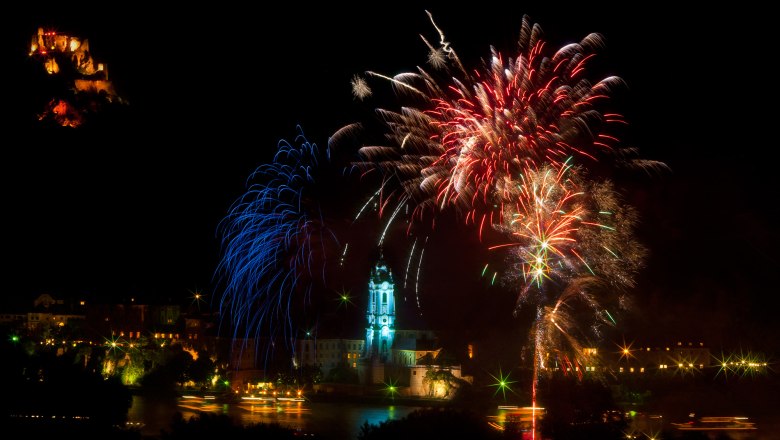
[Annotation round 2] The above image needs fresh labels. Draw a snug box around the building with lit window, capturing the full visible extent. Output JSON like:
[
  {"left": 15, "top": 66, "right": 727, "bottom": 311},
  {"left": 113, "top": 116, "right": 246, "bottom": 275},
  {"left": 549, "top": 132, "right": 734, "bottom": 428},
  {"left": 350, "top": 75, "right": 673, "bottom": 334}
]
[
  {"left": 567, "top": 342, "right": 712, "bottom": 376},
  {"left": 298, "top": 338, "right": 365, "bottom": 371},
  {"left": 610, "top": 342, "right": 711, "bottom": 374}
]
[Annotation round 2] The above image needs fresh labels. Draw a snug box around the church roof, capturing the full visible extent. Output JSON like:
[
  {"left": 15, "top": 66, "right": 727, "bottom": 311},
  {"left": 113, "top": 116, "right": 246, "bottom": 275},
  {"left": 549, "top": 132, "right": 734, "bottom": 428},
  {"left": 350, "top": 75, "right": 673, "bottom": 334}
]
[{"left": 370, "top": 258, "right": 394, "bottom": 284}]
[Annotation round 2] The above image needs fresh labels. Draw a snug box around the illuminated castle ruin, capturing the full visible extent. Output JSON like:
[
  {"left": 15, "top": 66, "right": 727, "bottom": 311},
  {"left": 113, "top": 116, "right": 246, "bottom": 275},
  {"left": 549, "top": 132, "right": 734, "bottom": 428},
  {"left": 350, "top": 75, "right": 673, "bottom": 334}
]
[
  {"left": 31, "top": 27, "right": 107, "bottom": 78},
  {"left": 28, "top": 27, "right": 121, "bottom": 127}
]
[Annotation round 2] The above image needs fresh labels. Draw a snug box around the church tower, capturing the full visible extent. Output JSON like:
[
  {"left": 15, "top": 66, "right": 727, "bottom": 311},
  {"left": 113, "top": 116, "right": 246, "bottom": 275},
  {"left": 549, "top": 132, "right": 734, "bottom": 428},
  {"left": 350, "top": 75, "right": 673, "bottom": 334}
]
[{"left": 364, "top": 255, "right": 395, "bottom": 362}]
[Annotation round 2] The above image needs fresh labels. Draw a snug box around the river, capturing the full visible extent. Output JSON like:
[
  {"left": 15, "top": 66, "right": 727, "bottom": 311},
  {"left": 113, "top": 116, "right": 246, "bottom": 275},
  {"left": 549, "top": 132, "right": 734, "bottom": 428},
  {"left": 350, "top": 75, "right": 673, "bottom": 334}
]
[
  {"left": 127, "top": 394, "right": 427, "bottom": 439},
  {"left": 127, "top": 393, "right": 779, "bottom": 440}
]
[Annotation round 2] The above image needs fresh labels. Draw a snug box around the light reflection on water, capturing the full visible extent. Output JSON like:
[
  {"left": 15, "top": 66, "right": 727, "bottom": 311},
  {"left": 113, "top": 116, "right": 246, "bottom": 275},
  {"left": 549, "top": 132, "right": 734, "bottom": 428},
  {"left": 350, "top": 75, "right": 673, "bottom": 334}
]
[{"left": 127, "top": 395, "right": 421, "bottom": 439}]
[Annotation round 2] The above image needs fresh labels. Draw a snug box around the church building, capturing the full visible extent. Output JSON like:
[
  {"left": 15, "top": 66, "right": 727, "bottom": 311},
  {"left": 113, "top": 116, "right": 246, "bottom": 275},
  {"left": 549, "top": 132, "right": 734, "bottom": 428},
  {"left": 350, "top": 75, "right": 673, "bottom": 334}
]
[
  {"left": 298, "top": 253, "right": 468, "bottom": 398},
  {"left": 364, "top": 256, "right": 396, "bottom": 362}
]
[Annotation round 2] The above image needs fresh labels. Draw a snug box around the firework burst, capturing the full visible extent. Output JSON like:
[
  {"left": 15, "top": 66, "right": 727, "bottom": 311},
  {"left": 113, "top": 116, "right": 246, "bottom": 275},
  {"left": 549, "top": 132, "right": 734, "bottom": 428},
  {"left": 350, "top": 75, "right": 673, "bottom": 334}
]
[
  {"left": 216, "top": 127, "right": 337, "bottom": 356},
  {"left": 489, "top": 164, "right": 645, "bottom": 378},
  {"left": 494, "top": 163, "right": 645, "bottom": 301},
  {"left": 353, "top": 13, "right": 663, "bottom": 230},
  {"left": 351, "top": 74, "right": 372, "bottom": 100}
]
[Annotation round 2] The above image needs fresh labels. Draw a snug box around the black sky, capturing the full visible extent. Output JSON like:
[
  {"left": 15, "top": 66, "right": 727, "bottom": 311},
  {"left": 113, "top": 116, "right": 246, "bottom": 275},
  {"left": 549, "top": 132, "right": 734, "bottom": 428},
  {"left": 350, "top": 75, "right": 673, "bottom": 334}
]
[{"left": 4, "top": 3, "right": 779, "bottom": 352}]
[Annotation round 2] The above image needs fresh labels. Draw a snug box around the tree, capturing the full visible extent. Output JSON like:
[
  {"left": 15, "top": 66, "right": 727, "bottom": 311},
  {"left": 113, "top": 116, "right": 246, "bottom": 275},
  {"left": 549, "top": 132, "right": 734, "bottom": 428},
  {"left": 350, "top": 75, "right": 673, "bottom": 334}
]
[
  {"left": 186, "top": 353, "right": 216, "bottom": 387},
  {"left": 325, "top": 362, "right": 358, "bottom": 384},
  {"left": 538, "top": 375, "right": 627, "bottom": 440},
  {"left": 422, "top": 368, "right": 465, "bottom": 398}
]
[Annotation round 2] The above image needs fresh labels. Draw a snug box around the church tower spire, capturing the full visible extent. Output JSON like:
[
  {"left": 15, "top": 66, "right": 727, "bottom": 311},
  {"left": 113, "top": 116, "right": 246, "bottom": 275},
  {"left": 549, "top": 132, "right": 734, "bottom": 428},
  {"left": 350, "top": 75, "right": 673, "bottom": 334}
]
[{"left": 364, "top": 253, "right": 395, "bottom": 362}]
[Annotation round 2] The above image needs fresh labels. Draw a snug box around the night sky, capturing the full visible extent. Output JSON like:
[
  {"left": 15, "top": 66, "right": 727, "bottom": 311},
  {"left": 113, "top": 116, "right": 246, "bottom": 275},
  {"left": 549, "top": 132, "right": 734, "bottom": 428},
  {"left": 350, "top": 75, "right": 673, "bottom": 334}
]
[{"left": 4, "top": 4, "right": 778, "bottom": 353}]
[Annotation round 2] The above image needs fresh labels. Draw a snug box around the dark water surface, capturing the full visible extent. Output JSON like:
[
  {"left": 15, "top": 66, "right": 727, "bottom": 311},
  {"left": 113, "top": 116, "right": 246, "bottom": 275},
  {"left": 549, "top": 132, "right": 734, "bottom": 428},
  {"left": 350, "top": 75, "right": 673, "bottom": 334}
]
[
  {"left": 128, "top": 391, "right": 780, "bottom": 440},
  {"left": 127, "top": 395, "right": 425, "bottom": 439}
]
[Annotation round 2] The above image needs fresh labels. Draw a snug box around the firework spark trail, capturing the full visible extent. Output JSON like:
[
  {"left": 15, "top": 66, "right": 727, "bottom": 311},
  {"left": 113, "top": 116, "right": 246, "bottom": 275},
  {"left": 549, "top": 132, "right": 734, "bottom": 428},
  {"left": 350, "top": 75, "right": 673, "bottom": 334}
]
[
  {"left": 414, "top": 236, "right": 428, "bottom": 314},
  {"left": 337, "top": 186, "right": 383, "bottom": 268},
  {"left": 353, "top": 187, "right": 382, "bottom": 223},
  {"left": 404, "top": 237, "right": 418, "bottom": 290},
  {"left": 531, "top": 278, "right": 604, "bottom": 374},
  {"left": 216, "top": 127, "right": 336, "bottom": 361},
  {"left": 339, "top": 242, "right": 348, "bottom": 267},
  {"left": 378, "top": 197, "right": 408, "bottom": 246}
]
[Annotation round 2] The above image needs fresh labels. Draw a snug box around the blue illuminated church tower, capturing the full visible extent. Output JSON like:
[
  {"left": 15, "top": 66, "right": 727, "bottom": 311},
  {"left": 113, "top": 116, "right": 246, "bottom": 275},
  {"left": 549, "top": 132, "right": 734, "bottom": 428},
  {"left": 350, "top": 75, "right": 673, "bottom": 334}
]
[
  {"left": 356, "top": 250, "right": 460, "bottom": 391},
  {"left": 364, "top": 254, "right": 395, "bottom": 362}
]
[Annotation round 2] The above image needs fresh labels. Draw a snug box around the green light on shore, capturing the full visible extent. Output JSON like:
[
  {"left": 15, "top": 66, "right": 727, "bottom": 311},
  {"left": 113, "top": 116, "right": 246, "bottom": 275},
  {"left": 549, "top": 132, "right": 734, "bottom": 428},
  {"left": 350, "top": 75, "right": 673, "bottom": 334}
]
[
  {"left": 383, "top": 379, "right": 398, "bottom": 399},
  {"left": 11, "top": 335, "right": 19, "bottom": 342},
  {"left": 488, "top": 367, "right": 517, "bottom": 401}
]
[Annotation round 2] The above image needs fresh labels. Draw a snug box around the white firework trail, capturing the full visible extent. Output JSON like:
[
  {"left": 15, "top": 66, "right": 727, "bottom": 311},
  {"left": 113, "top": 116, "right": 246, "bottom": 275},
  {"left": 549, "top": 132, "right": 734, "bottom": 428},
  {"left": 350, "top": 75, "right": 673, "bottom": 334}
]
[
  {"left": 378, "top": 197, "right": 408, "bottom": 247},
  {"left": 404, "top": 237, "right": 418, "bottom": 290},
  {"left": 414, "top": 236, "right": 429, "bottom": 314}
]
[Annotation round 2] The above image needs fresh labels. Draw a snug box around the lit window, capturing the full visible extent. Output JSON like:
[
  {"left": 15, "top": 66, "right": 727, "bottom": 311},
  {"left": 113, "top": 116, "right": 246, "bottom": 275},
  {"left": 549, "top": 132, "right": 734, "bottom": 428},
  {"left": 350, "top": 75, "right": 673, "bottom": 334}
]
[
  {"left": 619, "top": 367, "right": 624, "bottom": 373},
  {"left": 640, "top": 368, "right": 644, "bottom": 373}
]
